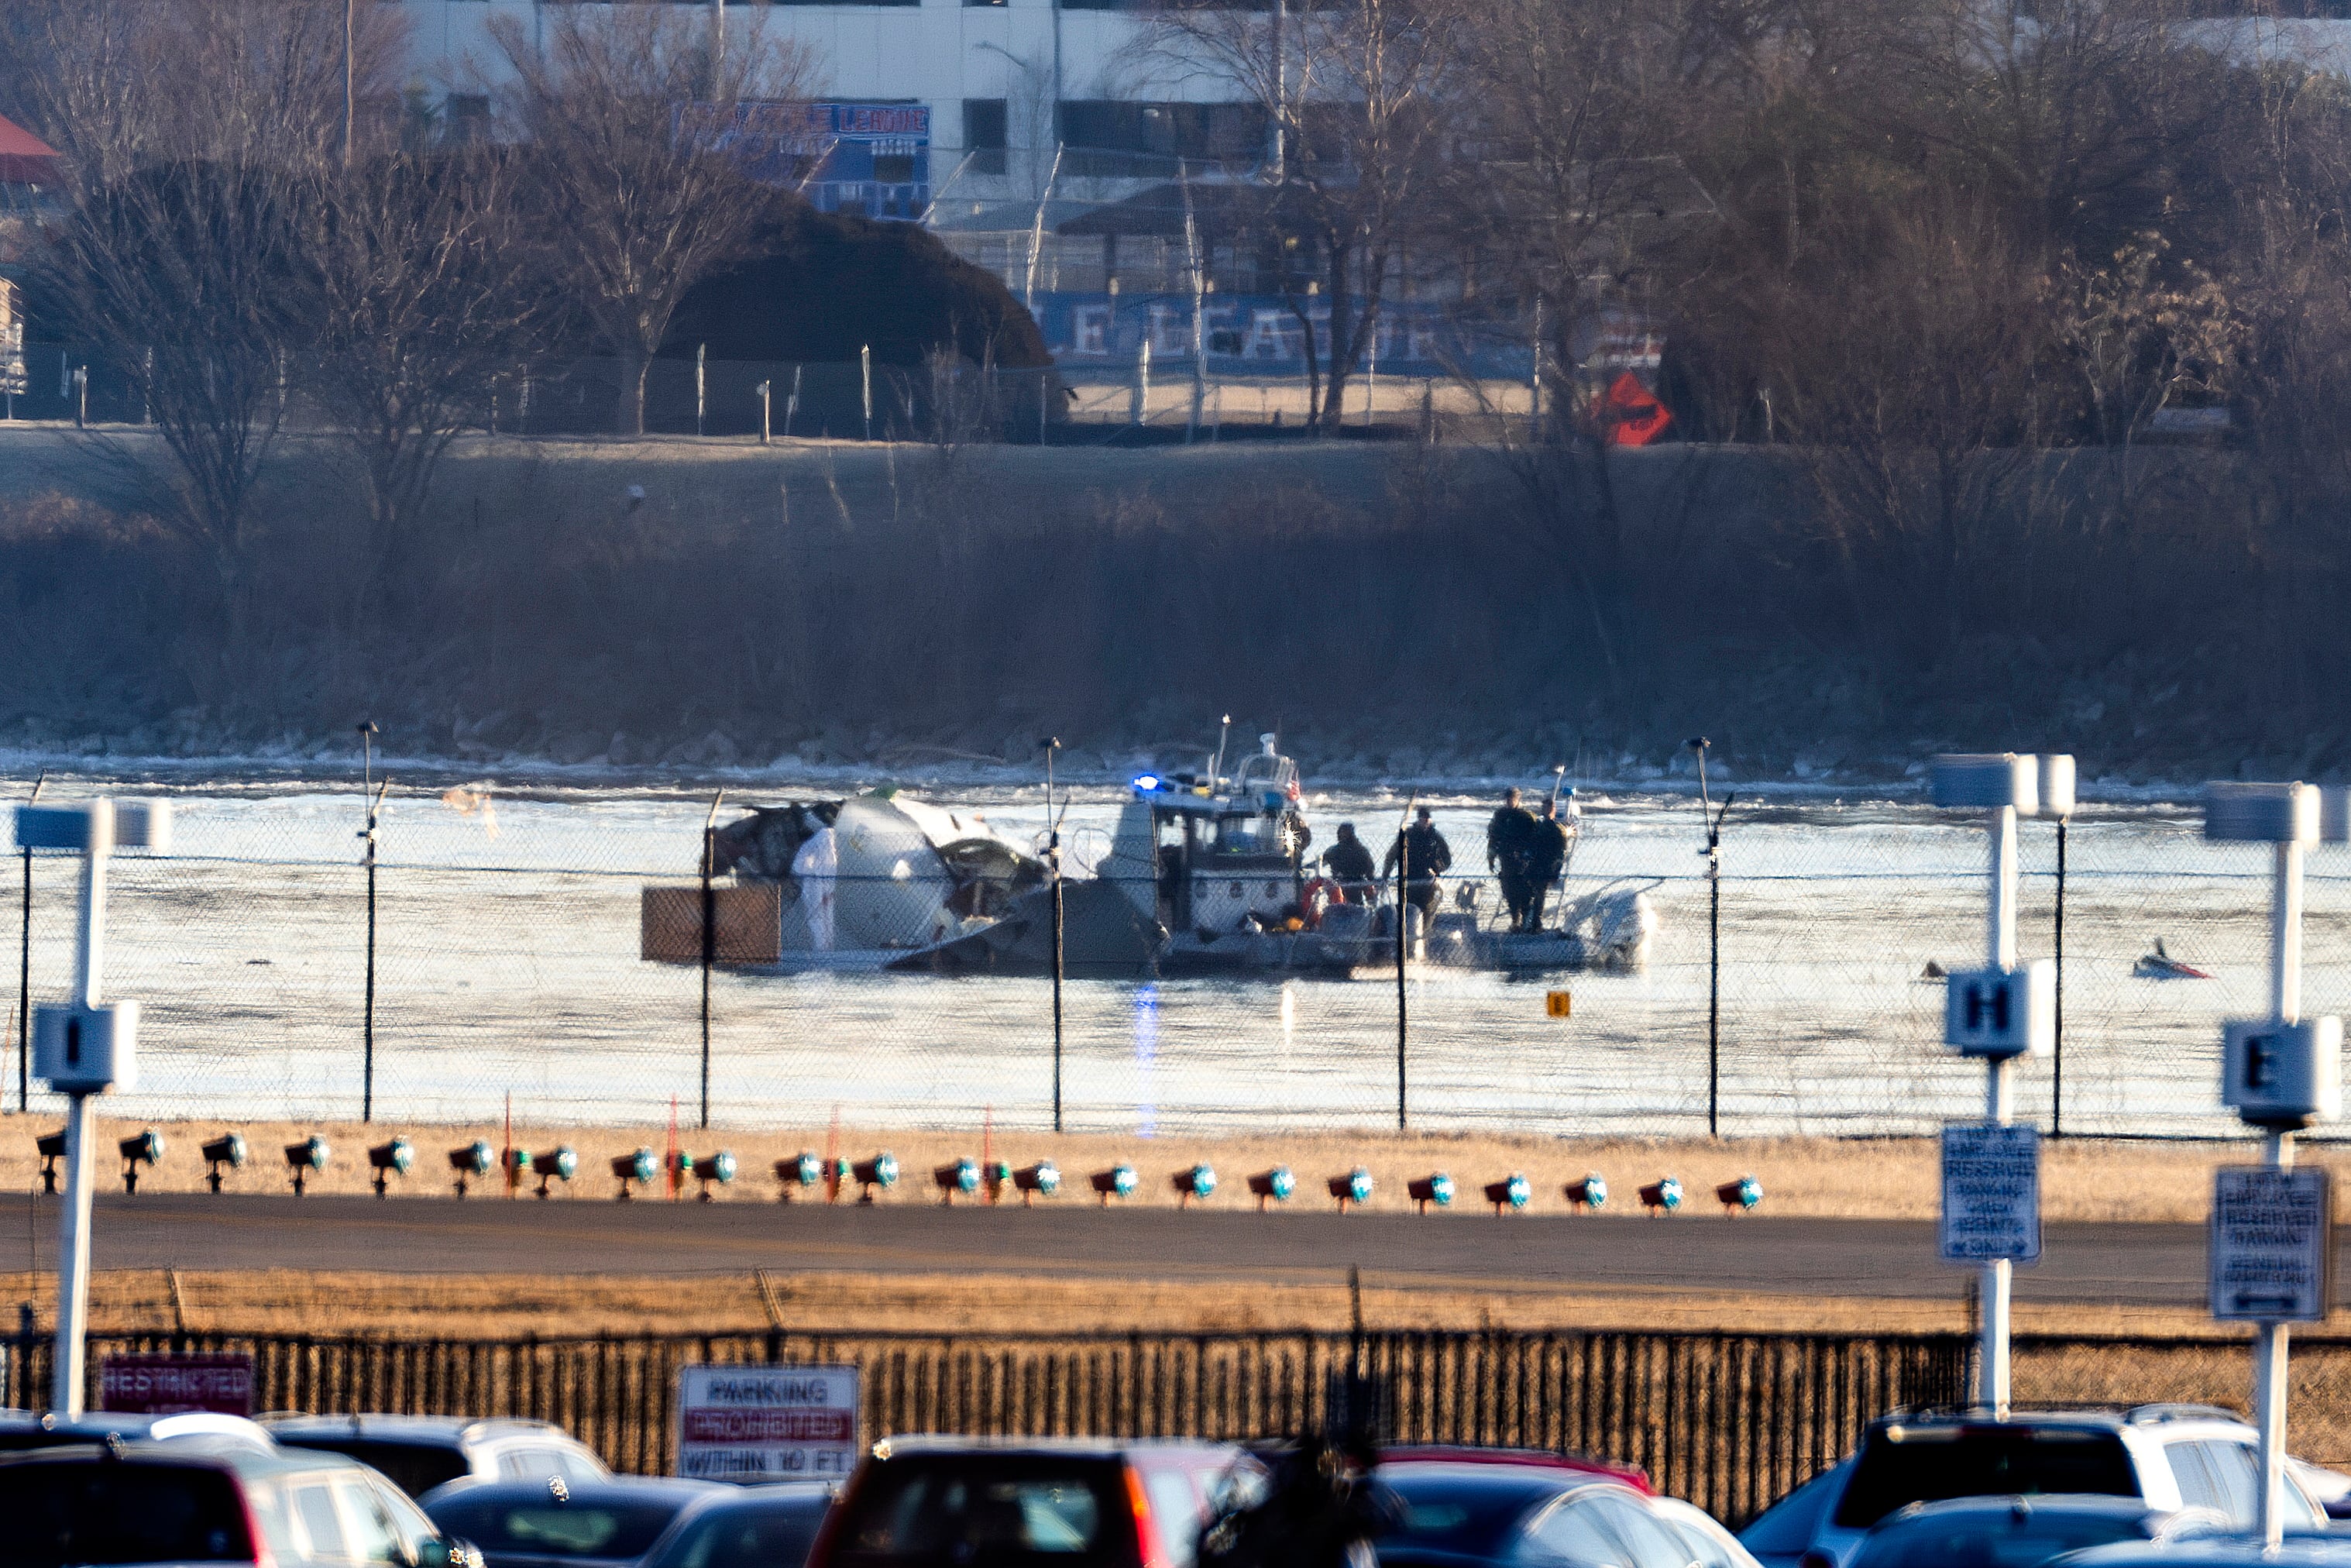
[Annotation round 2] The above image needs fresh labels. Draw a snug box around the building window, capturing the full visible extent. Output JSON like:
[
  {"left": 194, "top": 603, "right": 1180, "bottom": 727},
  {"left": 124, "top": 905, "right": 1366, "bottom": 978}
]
[
  {"left": 442, "top": 93, "right": 490, "bottom": 143},
  {"left": 1057, "top": 99, "right": 1268, "bottom": 175},
  {"left": 963, "top": 98, "right": 1008, "bottom": 176}
]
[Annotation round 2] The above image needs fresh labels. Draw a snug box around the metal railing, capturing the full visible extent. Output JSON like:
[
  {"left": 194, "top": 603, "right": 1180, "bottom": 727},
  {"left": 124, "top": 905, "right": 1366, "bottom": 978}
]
[{"left": 0, "top": 1326, "right": 1970, "bottom": 1525}]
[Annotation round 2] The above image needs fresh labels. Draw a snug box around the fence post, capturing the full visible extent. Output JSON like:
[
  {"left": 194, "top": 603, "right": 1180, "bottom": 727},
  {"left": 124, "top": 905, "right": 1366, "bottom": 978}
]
[{"left": 699, "top": 792, "right": 724, "bottom": 1130}]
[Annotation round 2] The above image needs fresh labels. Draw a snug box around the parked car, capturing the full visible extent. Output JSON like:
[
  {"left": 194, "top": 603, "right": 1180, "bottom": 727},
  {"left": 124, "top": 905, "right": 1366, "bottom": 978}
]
[
  {"left": 1738, "top": 1407, "right": 2332, "bottom": 1568},
  {"left": 806, "top": 1436, "right": 1258, "bottom": 1568},
  {"left": 1378, "top": 1446, "right": 1654, "bottom": 1494},
  {"left": 1370, "top": 1455, "right": 1759, "bottom": 1568},
  {"left": 423, "top": 1476, "right": 728, "bottom": 1568},
  {"left": 0, "top": 1408, "right": 276, "bottom": 1452},
  {"left": 1849, "top": 1495, "right": 2225, "bottom": 1568},
  {"left": 639, "top": 1482, "right": 837, "bottom": 1568},
  {"left": 0, "top": 1438, "right": 475, "bottom": 1568},
  {"left": 2293, "top": 1461, "right": 2351, "bottom": 1525},
  {"left": 2048, "top": 1540, "right": 2351, "bottom": 1568},
  {"left": 266, "top": 1415, "right": 612, "bottom": 1499}
]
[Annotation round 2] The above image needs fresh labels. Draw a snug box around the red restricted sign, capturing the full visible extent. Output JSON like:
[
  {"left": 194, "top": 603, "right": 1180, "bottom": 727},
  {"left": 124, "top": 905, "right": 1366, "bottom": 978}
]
[{"left": 98, "top": 1353, "right": 254, "bottom": 1415}]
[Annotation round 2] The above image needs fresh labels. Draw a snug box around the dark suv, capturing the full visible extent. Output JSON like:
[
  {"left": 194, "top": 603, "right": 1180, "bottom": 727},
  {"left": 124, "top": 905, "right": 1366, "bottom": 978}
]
[{"left": 809, "top": 1437, "right": 1258, "bottom": 1568}]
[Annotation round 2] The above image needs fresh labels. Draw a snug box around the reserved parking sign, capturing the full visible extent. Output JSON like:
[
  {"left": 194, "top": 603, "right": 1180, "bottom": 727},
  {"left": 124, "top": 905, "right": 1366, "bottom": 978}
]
[{"left": 675, "top": 1365, "right": 860, "bottom": 1482}]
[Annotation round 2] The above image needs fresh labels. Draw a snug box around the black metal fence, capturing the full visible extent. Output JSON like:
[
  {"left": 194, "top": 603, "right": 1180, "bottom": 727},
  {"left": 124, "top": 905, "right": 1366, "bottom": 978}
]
[{"left": 0, "top": 1326, "right": 1970, "bottom": 1526}]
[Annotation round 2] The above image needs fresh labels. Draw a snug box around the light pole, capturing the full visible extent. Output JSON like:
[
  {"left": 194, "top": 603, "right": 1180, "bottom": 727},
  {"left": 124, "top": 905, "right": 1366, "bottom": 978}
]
[
  {"left": 358, "top": 722, "right": 381, "bottom": 1123},
  {"left": 15, "top": 797, "right": 170, "bottom": 1415},
  {"left": 2204, "top": 781, "right": 2346, "bottom": 1549},
  {"left": 1040, "top": 739, "right": 1064, "bottom": 1133},
  {"left": 1930, "top": 753, "right": 2068, "bottom": 1415}
]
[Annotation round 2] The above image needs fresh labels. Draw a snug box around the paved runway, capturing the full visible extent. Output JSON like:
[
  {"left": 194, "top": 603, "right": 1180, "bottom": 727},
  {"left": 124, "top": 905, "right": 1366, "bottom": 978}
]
[{"left": 0, "top": 1192, "right": 2230, "bottom": 1306}]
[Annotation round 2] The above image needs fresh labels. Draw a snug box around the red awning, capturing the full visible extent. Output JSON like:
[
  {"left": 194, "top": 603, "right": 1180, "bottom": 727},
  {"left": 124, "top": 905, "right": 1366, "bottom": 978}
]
[{"left": 0, "top": 112, "right": 61, "bottom": 186}]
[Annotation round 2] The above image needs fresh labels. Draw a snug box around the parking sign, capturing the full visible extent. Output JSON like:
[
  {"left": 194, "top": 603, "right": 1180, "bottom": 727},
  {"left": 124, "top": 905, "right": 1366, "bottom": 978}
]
[
  {"left": 675, "top": 1365, "right": 860, "bottom": 1482},
  {"left": 1940, "top": 1122, "right": 2041, "bottom": 1263},
  {"left": 2211, "top": 1166, "right": 2335, "bottom": 1322}
]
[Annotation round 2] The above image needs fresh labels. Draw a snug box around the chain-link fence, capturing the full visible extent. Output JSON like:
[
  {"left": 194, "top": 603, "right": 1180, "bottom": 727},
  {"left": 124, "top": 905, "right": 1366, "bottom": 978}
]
[{"left": 0, "top": 783, "right": 2336, "bottom": 1139}]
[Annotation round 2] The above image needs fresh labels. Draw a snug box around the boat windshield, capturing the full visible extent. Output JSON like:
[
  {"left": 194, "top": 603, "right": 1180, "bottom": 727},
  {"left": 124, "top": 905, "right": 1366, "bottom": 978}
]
[{"left": 1211, "top": 815, "right": 1280, "bottom": 856}]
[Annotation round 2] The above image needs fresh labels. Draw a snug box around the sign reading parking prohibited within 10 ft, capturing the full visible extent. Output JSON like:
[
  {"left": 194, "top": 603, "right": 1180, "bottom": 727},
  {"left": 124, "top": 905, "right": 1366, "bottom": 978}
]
[
  {"left": 1940, "top": 1122, "right": 2042, "bottom": 1264},
  {"left": 2210, "top": 1166, "right": 2336, "bottom": 1323},
  {"left": 675, "top": 1364, "right": 860, "bottom": 1481}
]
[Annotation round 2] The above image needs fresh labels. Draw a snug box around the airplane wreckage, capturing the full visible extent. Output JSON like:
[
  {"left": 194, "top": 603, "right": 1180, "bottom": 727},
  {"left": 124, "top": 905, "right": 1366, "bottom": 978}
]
[{"left": 644, "top": 738, "right": 1658, "bottom": 979}]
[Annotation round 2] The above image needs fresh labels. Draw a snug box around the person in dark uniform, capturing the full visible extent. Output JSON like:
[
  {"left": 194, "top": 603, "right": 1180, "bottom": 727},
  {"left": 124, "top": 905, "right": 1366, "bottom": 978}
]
[
  {"left": 1320, "top": 822, "right": 1377, "bottom": 904},
  {"left": 1383, "top": 807, "right": 1452, "bottom": 923},
  {"left": 1524, "top": 799, "right": 1572, "bottom": 931},
  {"left": 1487, "top": 788, "right": 1540, "bottom": 931}
]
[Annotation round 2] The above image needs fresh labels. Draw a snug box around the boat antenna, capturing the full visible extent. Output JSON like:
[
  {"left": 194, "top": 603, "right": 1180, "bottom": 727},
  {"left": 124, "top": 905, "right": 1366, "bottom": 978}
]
[{"left": 1211, "top": 714, "right": 1232, "bottom": 790}]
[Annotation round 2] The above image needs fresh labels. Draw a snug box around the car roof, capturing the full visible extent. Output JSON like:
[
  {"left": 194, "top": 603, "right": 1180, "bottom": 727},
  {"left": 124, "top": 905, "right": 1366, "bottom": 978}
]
[
  {"left": 0, "top": 1410, "right": 274, "bottom": 1445},
  {"left": 1874, "top": 1407, "right": 2249, "bottom": 1436},
  {"left": 1375, "top": 1462, "right": 1627, "bottom": 1508},
  {"left": 2051, "top": 1539, "right": 2351, "bottom": 1568},
  {"left": 1882, "top": 1495, "right": 2167, "bottom": 1527},
  {"left": 263, "top": 1414, "right": 569, "bottom": 1444},
  {"left": 870, "top": 1436, "right": 1240, "bottom": 1461},
  {"left": 0, "top": 1437, "right": 368, "bottom": 1480},
  {"left": 1379, "top": 1446, "right": 1653, "bottom": 1494},
  {"left": 424, "top": 1473, "right": 724, "bottom": 1508}
]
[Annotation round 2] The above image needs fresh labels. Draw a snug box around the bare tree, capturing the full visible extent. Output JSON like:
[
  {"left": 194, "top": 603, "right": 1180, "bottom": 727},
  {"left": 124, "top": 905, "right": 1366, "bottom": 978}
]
[
  {"left": 5, "top": 0, "right": 401, "bottom": 185},
  {"left": 33, "top": 159, "right": 316, "bottom": 586},
  {"left": 307, "top": 146, "right": 542, "bottom": 603},
  {"left": 489, "top": 4, "right": 820, "bottom": 436},
  {"left": 11, "top": 0, "right": 404, "bottom": 590},
  {"left": 1142, "top": 0, "right": 1445, "bottom": 434}
]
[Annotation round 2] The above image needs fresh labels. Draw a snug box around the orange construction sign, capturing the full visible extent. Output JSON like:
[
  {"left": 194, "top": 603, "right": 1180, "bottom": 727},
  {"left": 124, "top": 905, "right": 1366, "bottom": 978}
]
[{"left": 1594, "top": 371, "right": 1673, "bottom": 446}]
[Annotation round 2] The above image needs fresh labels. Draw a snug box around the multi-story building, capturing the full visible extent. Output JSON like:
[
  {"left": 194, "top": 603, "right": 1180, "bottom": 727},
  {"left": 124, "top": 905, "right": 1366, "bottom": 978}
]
[
  {"left": 384, "top": 0, "right": 1261, "bottom": 221},
  {"left": 383, "top": 2, "right": 1505, "bottom": 397}
]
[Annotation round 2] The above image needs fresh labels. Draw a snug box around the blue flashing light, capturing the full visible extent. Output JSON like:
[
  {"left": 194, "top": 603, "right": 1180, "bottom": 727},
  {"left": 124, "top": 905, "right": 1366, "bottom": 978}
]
[{"left": 1133, "top": 774, "right": 1161, "bottom": 793}]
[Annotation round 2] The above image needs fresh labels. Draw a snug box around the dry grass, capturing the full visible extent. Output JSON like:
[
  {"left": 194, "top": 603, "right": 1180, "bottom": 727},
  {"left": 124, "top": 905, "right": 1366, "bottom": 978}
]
[
  {"left": 0, "top": 1261, "right": 2240, "bottom": 1343},
  {"left": 8, "top": 1115, "right": 2316, "bottom": 1222}
]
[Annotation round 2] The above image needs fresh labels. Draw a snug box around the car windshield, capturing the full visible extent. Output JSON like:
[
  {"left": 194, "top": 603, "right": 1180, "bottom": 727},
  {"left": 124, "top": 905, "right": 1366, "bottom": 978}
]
[
  {"left": 648, "top": 1498, "right": 830, "bottom": 1568},
  {"left": 1835, "top": 1429, "right": 2138, "bottom": 1531},
  {"left": 1370, "top": 1471, "right": 1565, "bottom": 1559},
  {"left": 0, "top": 1460, "right": 256, "bottom": 1568},
  {"left": 427, "top": 1494, "right": 690, "bottom": 1562},
  {"left": 1854, "top": 1508, "right": 2153, "bottom": 1568},
  {"left": 1743, "top": 1469, "right": 1843, "bottom": 1556},
  {"left": 278, "top": 1438, "right": 473, "bottom": 1499},
  {"left": 830, "top": 1455, "right": 1125, "bottom": 1567}
]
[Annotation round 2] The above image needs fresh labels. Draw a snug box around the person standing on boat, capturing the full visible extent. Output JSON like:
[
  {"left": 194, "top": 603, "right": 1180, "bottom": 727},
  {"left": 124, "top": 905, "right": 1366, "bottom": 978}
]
[
  {"left": 1524, "top": 799, "right": 1572, "bottom": 931},
  {"left": 1383, "top": 807, "right": 1452, "bottom": 923},
  {"left": 1321, "top": 822, "right": 1377, "bottom": 904},
  {"left": 1487, "top": 788, "right": 1541, "bottom": 931}
]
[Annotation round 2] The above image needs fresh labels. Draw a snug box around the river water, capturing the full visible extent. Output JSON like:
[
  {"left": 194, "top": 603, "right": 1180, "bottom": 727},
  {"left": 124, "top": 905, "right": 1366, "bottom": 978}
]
[{"left": 4, "top": 775, "right": 2341, "bottom": 1140}]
